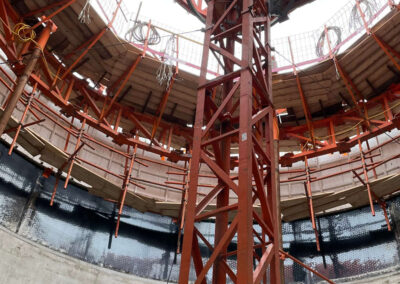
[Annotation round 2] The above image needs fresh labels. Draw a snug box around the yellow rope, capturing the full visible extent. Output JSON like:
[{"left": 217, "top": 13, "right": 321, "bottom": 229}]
[
  {"left": 13, "top": 23, "right": 36, "bottom": 43},
  {"left": 0, "top": 18, "right": 60, "bottom": 82},
  {"left": 3, "top": 20, "right": 400, "bottom": 142}
]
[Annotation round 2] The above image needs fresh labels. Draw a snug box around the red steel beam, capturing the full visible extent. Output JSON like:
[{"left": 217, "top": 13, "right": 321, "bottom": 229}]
[
  {"left": 179, "top": 2, "right": 214, "bottom": 282},
  {"left": 61, "top": 28, "right": 107, "bottom": 80},
  {"left": 101, "top": 21, "right": 153, "bottom": 121},
  {"left": 64, "top": 105, "right": 88, "bottom": 188},
  {"left": 50, "top": 141, "right": 88, "bottom": 205},
  {"left": 27, "top": 71, "right": 184, "bottom": 160},
  {"left": 304, "top": 157, "right": 320, "bottom": 251},
  {"left": 176, "top": 159, "right": 189, "bottom": 254},
  {"left": 179, "top": 1, "right": 288, "bottom": 282},
  {"left": 23, "top": 0, "right": 74, "bottom": 18},
  {"left": 30, "top": 0, "right": 76, "bottom": 30},
  {"left": 288, "top": 37, "right": 316, "bottom": 147},
  {"left": 357, "top": 127, "right": 375, "bottom": 216},
  {"left": 281, "top": 118, "right": 397, "bottom": 165},
  {"left": 115, "top": 141, "right": 137, "bottom": 237},
  {"left": 324, "top": 25, "right": 365, "bottom": 120},
  {"left": 0, "top": 0, "right": 16, "bottom": 55},
  {"left": 3, "top": 118, "right": 44, "bottom": 135},
  {"left": 8, "top": 81, "right": 38, "bottom": 155},
  {"left": 43, "top": 48, "right": 195, "bottom": 144},
  {"left": 356, "top": 1, "right": 400, "bottom": 72},
  {"left": 60, "top": 0, "right": 122, "bottom": 80},
  {"left": 0, "top": 20, "right": 56, "bottom": 136},
  {"left": 280, "top": 250, "right": 334, "bottom": 284},
  {"left": 150, "top": 72, "right": 177, "bottom": 141}
]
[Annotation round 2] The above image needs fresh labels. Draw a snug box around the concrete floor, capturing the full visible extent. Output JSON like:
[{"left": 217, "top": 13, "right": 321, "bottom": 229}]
[
  {"left": 1, "top": 223, "right": 399, "bottom": 283},
  {"left": 342, "top": 271, "right": 400, "bottom": 284},
  {"left": 0, "top": 226, "right": 166, "bottom": 284}
]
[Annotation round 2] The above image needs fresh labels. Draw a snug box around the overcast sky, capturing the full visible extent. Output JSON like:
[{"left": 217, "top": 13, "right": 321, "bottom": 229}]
[{"left": 126, "top": 0, "right": 351, "bottom": 40}]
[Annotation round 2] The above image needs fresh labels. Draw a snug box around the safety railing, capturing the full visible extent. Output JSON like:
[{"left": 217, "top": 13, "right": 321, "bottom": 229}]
[
  {"left": 272, "top": 0, "right": 394, "bottom": 72},
  {"left": 91, "top": 0, "right": 218, "bottom": 77},
  {"left": 91, "top": 0, "right": 398, "bottom": 77}
]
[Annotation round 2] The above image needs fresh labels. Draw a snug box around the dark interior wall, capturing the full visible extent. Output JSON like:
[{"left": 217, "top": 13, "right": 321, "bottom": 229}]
[{"left": 0, "top": 142, "right": 399, "bottom": 283}]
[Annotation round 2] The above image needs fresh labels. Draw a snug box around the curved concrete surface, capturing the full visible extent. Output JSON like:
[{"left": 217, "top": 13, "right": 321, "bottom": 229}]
[{"left": 0, "top": 226, "right": 166, "bottom": 284}]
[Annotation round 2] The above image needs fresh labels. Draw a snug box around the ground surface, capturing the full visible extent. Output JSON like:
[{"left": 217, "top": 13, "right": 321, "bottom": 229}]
[
  {"left": 0, "top": 226, "right": 165, "bottom": 284},
  {"left": 1, "top": 222, "right": 399, "bottom": 283}
]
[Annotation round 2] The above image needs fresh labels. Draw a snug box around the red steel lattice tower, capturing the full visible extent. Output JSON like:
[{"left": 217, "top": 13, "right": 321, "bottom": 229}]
[{"left": 179, "top": 0, "right": 282, "bottom": 283}]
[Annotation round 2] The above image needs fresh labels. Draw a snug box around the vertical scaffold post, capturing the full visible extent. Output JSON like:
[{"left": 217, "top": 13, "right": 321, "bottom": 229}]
[
  {"left": 0, "top": 20, "right": 57, "bottom": 136},
  {"left": 178, "top": 0, "right": 283, "bottom": 282}
]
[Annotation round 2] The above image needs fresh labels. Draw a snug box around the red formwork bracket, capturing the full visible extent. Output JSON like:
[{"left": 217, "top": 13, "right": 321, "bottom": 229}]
[
  {"left": 281, "top": 152, "right": 294, "bottom": 167},
  {"left": 167, "top": 150, "right": 186, "bottom": 163},
  {"left": 393, "top": 114, "right": 400, "bottom": 130},
  {"left": 61, "top": 104, "right": 78, "bottom": 117},
  {"left": 42, "top": 167, "right": 53, "bottom": 178},
  {"left": 112, "top": 134, "right": 128, "bottom": 146},
  {"left": 337, "top": 138, "right": 351, "bottom": 154}
]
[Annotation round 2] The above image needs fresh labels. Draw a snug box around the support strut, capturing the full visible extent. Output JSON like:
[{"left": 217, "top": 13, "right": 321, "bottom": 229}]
[
  {"left": 179, "top": 1, "right": 282, "bottom": 282},
  {"left": 0, "top": 20, "right": 56, "bottom": 136}
]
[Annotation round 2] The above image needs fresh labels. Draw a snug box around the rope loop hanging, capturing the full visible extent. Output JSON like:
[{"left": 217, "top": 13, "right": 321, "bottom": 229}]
[
  {"left": 125, "top": 21, "right": 161, "bottom": 45},
  {"left": 13, "top": 23, "right": 36, "bottom": 44},
  {"left": 315, "top": 26, "right": 342, "bottom": 58},
  {"left": 349, "top": 0, "right": 378, "bottom": 31},
  {"left": 78, "top": 0, "right": 92, "bottom": 24},
  {"left": 156, "top": 35, "right": 177, "bottom": 87}
]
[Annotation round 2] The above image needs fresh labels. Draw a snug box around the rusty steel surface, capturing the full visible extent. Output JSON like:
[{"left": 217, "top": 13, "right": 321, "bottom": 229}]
[
  {"left": 0, "top": 0, "right": 397, "bottom": 216},
  {"left": 176, "top": 0, "right": 330, "bottom": 282},
  {"left": 0, "top": 0, "right": 399, "bottom": 282},
  {"left": 0, "top": 141, "right": 397, "bottom": 283}
]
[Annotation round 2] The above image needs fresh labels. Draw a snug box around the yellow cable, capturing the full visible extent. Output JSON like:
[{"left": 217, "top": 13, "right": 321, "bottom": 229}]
[
  {"left": 13, "top": 23, "right": 36, "bottom": 43},
  {"left": 3, "top": 20, "right": 400, "bottom": 140},
  {"left": 0, "top": 18, "right": 61, "bottom": 82}
]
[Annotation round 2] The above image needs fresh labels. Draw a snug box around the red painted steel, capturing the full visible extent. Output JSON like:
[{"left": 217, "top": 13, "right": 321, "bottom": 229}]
[
  {"left": 0, "top": 1, "right": 399, "bottom": 283},
  {"left": 115, "top": 140, "right": 137, "bottom": 237},
  {"left": 304, "top": 157, "right": 320, "bottom": 251},
  {"left": 8, "top": 81, "right": 38, "bottom": 155},
  {"left": 178, "top": 1, "right": 284, "bottom": 282},
  {"left": 288, "top": 37, "right": 316, "bottom": 148},
  {"left": 29, "top": 0, "right": 76, "bottom": 30}
]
